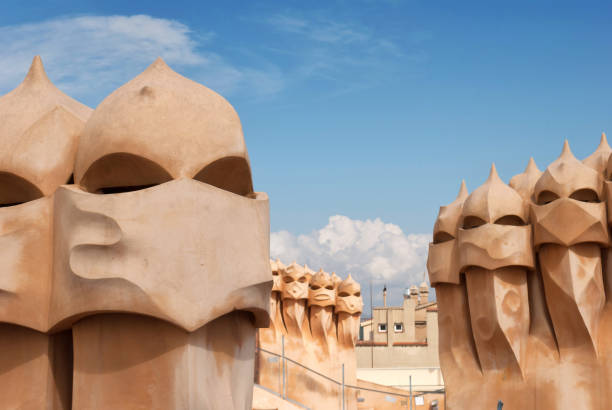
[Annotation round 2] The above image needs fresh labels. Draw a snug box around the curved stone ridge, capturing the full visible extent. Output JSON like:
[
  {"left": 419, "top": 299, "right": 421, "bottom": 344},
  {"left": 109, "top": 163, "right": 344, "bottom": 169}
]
[{"left": 75, "top": 57, "right": 253, "bottom": 195}]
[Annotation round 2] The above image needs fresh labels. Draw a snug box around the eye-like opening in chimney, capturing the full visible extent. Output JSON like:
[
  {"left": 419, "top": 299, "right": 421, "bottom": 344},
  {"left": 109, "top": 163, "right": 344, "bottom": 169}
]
[
  {"left": 537, "top": 190, "right": 559, "bottom": 205},
  {"left": 462, "top": 216, "right": 486, "bottom": 229},
  {"left": 0, "top": 172, "right": 43, "bottom": 207},
  {"left": 80, "top": 153, "right": 172, "bottom": 194},
  {"left": 433, "top": 231, "right": 454, "bottom": 244},
  {"left": 494, "top": 215, "right": 525, "bottom": 226},
  {"left": 193, "top": 156, "right": 253, "bottom": 196},
  {"left": 570, "top": 188, "right": 600, "bottom": 203}
]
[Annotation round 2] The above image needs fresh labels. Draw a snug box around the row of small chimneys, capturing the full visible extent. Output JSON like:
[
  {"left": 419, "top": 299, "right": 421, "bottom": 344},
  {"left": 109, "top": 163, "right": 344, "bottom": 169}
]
[{"left": 270, "top": 259, "right": 363, "bottom": 314}]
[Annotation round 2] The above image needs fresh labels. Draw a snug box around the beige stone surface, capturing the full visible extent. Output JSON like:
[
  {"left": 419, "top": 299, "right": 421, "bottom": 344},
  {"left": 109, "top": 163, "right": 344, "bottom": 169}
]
[
  {"left": 50, "top": 179, "right": 270, "bottom": 331},
  {"left": 73, "top": 313, "right": 256, "bottom": 410},
  {"left": 75, "top": 58, "right": 252, "bottom": 196},
  {"left": 0, "top": 56, "right": 90, "bottom": 410},
  {"left": 427, "top": 137, "right": 612, "bottom": 409},
  {"left": 0, "top": 325, "right": 73, "bottom": 410},
  {"left": 0, "top": 56, "right": 91, "bottom": 200},
  {"left": 0, "top": 56, "right": 271, "bottom": 409}
]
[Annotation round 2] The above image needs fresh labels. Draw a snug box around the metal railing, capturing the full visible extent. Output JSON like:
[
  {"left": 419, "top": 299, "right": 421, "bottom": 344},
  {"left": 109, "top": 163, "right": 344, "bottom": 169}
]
[{"left": 256, "top": 335, "right": 445, "bottom": 409}]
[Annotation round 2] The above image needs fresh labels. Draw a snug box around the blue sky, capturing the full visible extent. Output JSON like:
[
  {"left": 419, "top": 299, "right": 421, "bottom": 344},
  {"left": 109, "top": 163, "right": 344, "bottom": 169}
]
[{"left": 2, "top": 1, "right": 612, "bottom": 307}]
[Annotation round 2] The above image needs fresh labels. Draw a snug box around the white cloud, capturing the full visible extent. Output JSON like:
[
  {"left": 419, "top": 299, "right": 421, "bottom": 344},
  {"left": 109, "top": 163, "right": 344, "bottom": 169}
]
[
  {"left": 0, "top": 15, "right": 284, "bottom": 104},
  {"left": 271, "top": 215, "right": 431, "bottom": 308}
]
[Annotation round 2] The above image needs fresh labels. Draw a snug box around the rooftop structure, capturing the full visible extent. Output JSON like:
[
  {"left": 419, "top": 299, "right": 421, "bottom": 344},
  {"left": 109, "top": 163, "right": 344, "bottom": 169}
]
[{"left": 356, "top": 282, "right": 439, "bottom": 371}]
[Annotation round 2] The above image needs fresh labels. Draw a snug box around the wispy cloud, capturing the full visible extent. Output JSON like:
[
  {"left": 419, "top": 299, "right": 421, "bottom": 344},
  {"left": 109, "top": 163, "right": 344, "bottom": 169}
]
[
  {"left": 0, "top": 15, "right": 284, "bottom": 105},
  {"left": 271, "top": 215, "right": 430, "bottom": 308},
  {"left": 267, "top": 14, "right": 370, "bottom": 45},
  {"left": 262, "top": 11, "right": 423, "bottom": 97},
  {"left": 0, "top": 11, "right": 426, "bottom": 108}
]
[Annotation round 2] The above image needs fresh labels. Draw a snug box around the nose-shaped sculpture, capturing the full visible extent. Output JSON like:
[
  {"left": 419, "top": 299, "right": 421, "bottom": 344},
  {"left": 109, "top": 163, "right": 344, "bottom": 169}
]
[{"left": 51, "top": 179, "right": 270, "bottom": 330}]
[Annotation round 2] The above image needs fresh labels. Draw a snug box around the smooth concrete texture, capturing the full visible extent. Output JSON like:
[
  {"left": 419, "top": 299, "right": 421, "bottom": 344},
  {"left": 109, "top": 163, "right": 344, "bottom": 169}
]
[
  {"left": 50, "top": 179, "right": 270, "bottom": 331},
  {"left": 75, "top": 58, "right": 253, "bottom": 196},
  {"left": 257, "top": 261, "right": 363, "bottom": 410},
  {"left": 0, "top": 325, "right": 73, "bottom": 410},
  {"left": 72, "top": 313, "right": 256, "bottom": 410},
  {"left": 0, "top": 56, "right": 90, "bottom": 409},
  {"left": 0, "top": 56, "right": 91, "bottom": 201},
  {"left": 427, "top": 135, "right": 612, "bottom": 410},
  {"left": 0, "top": 56, "right": 271, "bottom": 409}
]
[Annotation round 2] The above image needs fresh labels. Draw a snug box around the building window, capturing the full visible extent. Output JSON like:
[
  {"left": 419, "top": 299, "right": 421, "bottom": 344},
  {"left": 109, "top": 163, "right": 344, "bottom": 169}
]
[
  {"left": 378, "top": 323, "right": 387, "bottom": 333},
  {"left": 394, "top": 323, "right": 404, "bottom": 332}
]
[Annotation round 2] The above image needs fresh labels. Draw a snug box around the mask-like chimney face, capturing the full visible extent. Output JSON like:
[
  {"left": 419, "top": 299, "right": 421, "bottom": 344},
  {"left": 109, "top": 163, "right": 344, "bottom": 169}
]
[
  {"left": 459, "top": 164, "right": 532, "bottom": 375},
  {"left": 458, "top": 164, "right": 534, "bottom": 271},
  {"left": 0, "top": 56, "right": 91, "bottom": 332},
  {"left": 280, "top": 262, "right": 308, "bottom": 300},
  {"left": 531, "top": 141, "right": 608, "bottom": 248},
  {"left": 50, "top": 58, "right": 271, "bottom": 331},
  {"left": 427, "top": 181, "right": 468, "bottom": 285},
  {"left": 335, "top": 275, "right": 363, "bottom": 315},
  {"left": 271, "top": 259, "right": 283, "bottom": 293},
  {"left": 308, "top": 270, "right": 336, "bottom": 307}
]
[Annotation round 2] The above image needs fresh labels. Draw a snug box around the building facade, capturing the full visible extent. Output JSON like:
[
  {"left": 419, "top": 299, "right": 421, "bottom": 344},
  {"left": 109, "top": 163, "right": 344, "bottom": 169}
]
[{"left": 356, "top": 282, "right": 439, "bottom": 369}]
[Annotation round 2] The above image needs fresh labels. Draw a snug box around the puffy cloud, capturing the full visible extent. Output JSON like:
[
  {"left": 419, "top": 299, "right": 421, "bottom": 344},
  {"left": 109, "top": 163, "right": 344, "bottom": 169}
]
[
  {"left": 271, "top": 215, "right": 431, "bottom": 309},
  {"left": 0, "top": 15, "right": 284, "bottom": 104}
]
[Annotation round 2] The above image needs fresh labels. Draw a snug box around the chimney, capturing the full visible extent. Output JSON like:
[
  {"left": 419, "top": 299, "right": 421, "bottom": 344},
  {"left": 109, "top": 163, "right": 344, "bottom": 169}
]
[
  {"left": 410, "top": 285, "right": 419, "bottom": 302},
  {"left": 383, "top": 285, "right": 387, "bottom": 307},
  {"left": 403, "top": 288, "right": 410, "bottom": 301},
  {"left": 419, "top": 282, "right": 429, "bottom": 305}
]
